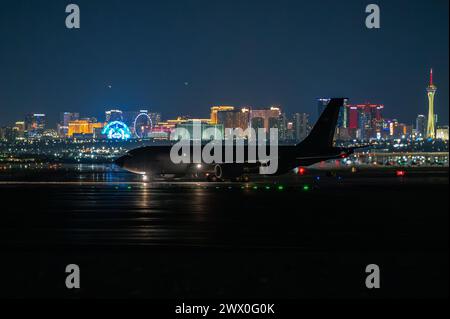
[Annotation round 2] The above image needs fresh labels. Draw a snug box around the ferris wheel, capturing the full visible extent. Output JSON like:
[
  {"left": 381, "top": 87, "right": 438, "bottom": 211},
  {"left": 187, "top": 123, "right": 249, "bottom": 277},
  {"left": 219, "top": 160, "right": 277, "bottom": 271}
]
[{"left": 133, "top": 112, "right": 153, "bottom": 138}]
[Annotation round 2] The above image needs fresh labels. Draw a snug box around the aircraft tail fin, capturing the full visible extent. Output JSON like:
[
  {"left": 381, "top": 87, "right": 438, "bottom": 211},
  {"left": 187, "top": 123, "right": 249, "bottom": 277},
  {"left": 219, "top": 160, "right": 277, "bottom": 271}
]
[{"left": 297, "top": 98, "right": 347, "bottom": 150}]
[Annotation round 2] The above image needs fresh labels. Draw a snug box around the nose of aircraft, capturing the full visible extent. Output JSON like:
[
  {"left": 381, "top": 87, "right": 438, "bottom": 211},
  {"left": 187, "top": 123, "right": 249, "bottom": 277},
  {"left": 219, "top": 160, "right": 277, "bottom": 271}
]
[{"left": 114, "top": 155, "right": 128, "bottom": 168}]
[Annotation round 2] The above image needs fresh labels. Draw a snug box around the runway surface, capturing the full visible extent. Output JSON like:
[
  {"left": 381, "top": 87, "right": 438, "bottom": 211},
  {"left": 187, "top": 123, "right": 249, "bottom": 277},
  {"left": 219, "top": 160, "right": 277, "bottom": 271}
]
[{"left": 0, "top": 165, "right": 448, "bottom": 298}]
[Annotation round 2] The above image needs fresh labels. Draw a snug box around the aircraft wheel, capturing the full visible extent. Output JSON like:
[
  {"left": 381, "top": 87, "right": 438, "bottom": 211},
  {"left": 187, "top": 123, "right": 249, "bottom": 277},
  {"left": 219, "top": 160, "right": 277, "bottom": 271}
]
[
  {"left": 207, "top": 175, "right": 222, "bottom": 182},
  {"left": 325, "top": 171, "right": 337, "bottom": 178}
]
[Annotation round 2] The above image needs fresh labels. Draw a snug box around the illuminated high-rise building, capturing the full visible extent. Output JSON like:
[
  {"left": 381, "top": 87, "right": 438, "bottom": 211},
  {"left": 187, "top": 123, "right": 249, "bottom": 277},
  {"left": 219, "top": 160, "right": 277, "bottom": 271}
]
[
  {"left": 61, "top": 112, "right": 80, "bottom": 127},
  {"left": 426, "top": 69, "right": 437, "bottom": 139},
  {"left": 0, "top": 126, "right": 15, "bottom": 141},
  {"left": 174, "top": 120, "right": 224, "bottom": 141},
  {"left": 149, "top": 112, "right": 162, "bottom": 127},
  {"left": 436, "top": 126, "right": 449, "bottom": 141},
  {"left": 25, "top": 113, "right": 46, "bottom": 136},
  {"left": 346, "top": 103, "right": 384, "bottom": 139},
  {"left": 292, "top": 113, "right": 310, "bottom": 141},
  {"left": 415, "top": 114, "right": 426, "bottom": 137},
  {"left": 58, "top": 112, "right": 80, "bottom": 137},
  {"left": 105, "top": 109, "right": 123, "bottom": 123},
  {"left": 210, "top": 106, "right": 235, "bottom": 124},
  {"left": 216, "top": 108, "right": 250, "bottom": 134},
  {"left": 14, "top": 121, "right": 26, "bottom": 137},
  {"left": 25, "top": 113, "right": 46, "bottom": 131},
  {"left": 348, "top": 105, "right": 358, "bottom": 129},
  {"left": 250, "top": 107, "right": 282, "bottom": 133}
]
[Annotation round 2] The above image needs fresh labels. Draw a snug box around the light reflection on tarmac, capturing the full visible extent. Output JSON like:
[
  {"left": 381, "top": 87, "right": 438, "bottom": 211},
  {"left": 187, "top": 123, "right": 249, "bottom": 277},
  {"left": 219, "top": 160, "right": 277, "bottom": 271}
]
[
  {"left": 0, "top": 166, "right": 448, "bottom": 249},
  {"left": 0, "top": 165, "right": 448, "bottom": 298}
]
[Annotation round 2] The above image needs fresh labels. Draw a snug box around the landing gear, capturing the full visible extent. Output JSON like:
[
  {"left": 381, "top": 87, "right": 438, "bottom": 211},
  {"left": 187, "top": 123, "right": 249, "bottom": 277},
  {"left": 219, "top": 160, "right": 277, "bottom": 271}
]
[
  {"left": 325, "top": 171, "right": 337, "bottom": 178},
  {"left": 233, "top": 175, "right": 250, "bottom": 182},
  {"left": 206, "top": 174, "right": 249, "bottom": 182},
  {"left": 207, "top": 174, "right": 221, "bottom": 182}
]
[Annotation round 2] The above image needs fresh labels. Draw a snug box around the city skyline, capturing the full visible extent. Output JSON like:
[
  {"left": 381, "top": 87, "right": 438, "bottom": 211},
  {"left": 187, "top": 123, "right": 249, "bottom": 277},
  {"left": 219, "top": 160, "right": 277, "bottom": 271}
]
[
  {"left": 0, "top": 69, "right": 447, "bottom": 130},
  {"left": 2, "top": 79, "right": 446, "bottom": 130},
  {"left": 3, "top": 96, "right": 449, "bottom": 142},
  {"left": 0, "top": 0, "right": 448, "bottom": 127}
]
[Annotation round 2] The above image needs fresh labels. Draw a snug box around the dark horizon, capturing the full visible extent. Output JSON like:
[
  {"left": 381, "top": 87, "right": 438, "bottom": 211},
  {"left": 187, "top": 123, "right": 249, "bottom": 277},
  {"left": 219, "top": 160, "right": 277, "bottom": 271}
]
[{"left": 0, "top": 0, "right": 448, "bottom": 127}]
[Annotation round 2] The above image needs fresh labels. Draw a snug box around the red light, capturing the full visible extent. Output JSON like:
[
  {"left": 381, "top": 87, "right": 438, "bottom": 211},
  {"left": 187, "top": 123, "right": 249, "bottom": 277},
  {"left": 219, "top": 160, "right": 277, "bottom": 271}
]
[
  {"left": 340, "top": 153, "right": 348, "bottom": 158},
  {"left": 298, "top": 167, "right": 306, "bottom": 175},
  {"left": 396, "top": 170, "right": 406, "bottom": 177}
]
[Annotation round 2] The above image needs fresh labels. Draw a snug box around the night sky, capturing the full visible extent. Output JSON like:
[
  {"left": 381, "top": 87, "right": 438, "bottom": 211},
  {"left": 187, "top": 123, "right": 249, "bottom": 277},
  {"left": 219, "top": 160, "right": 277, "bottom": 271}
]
[{"left": 0, "top": 0, "right": 448, "bottom": 127}]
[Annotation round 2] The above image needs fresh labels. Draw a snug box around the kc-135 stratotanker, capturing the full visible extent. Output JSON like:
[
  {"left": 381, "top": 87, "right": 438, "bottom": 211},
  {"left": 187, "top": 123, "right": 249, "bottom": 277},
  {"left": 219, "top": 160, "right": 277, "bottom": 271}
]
[{"left": 115, "top": 98, "right": 367, "bottom": 181}]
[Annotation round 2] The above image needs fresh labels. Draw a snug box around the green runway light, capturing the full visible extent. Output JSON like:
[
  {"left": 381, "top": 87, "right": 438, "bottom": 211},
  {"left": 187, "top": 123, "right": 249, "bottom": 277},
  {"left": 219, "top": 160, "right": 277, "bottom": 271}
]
[
  {"left": 265, "top": 186, "right": 271, "bottom": 190},
  {"left": 253, "top": 186, "right": 258, "bottom": 190},
  {"left": 278, "top": 185, "right": 284, "bottom": 191},
  {"left": 128, "top": 186, "right": 132, "bottom": 190},
  {"left": 303, "top": 185, "right": 310, "bottom": 191}
]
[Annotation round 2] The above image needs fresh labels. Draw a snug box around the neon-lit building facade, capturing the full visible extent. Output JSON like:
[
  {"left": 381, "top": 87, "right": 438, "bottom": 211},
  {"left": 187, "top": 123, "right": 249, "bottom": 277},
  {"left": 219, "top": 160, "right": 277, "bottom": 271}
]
[
  {"left": 346, "top": 103, "right": 384, "bottom": 140},
  {"left": 102, "top": 121, "right": 131, "bottom": 140},
  {"left": 68, "top": 119, "right": 103, "bottom": 137},
  {"left": 348, "top": 106, "right": 359, "bottom": 129}
]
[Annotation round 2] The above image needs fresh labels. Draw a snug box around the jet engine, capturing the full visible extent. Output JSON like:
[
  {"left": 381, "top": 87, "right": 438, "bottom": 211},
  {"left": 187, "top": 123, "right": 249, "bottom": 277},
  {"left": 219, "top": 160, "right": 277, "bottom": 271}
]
[{"left": 214, "top": 164, "right": 244, "bottom": 180}]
